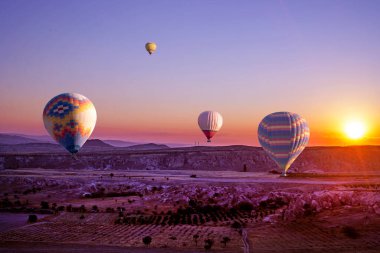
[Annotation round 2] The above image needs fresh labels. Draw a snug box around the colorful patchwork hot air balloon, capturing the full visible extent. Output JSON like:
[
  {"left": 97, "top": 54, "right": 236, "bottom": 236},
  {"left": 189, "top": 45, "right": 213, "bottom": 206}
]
[
  {"left": 145, "top": 42, "right": 157, "bottom": 55},
  {"left": 43, "top": 93, "right": 97, "bottom": 154},
  {"left": 198, "top": 111, "right": 223, "bottom": 142},
  {"left": 258, "top": 112, "right": 310, "bottom": 176}
]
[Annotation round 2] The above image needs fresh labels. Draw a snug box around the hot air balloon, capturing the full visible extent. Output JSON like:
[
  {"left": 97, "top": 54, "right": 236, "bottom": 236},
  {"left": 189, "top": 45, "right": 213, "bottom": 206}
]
[
  {"left": 145, "top": 42, "right": 157, "bottom": 55},
  {"left": 258, "top": 112, "right": 310, "bottom": 176},
  {"left": 198, "top": 111, "right": 223, "bottom": 142},
  {"left": 43, "top": 93, "right": 97, "bottom": 154}
]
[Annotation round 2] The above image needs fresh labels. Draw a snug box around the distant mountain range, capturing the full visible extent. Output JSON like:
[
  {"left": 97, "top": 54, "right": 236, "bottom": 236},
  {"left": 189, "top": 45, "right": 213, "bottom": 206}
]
[
  {"left": 83, "top": 139, "right": 114, "bottom": 148},
  {"left": 0, "top": 133, "right": 189, "bottom": 146},
  {"left": 0, "top": 134, "right": 51, "bottom": 145},
  {"left": 102, "top": 140, "right": 138, "bottom": 147},
  {"left": 0, "top": 133, "right": 173, "bottom": 153}
]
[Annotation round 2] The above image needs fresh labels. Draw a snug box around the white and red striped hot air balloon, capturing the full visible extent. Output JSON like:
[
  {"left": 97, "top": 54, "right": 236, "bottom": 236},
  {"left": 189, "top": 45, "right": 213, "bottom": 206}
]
[{"left": 198, "top": 111, "right": 223, "bottom": 142}]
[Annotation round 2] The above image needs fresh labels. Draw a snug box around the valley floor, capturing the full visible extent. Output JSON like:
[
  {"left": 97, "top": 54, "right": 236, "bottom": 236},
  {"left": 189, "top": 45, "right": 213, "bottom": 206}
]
[{"left": 0, "top": 169, "right": 379, "bottom": 252}]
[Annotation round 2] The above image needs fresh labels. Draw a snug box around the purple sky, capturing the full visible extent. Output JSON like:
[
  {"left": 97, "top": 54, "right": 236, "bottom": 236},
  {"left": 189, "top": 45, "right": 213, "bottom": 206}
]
[{"left": 1, "top": 0, "right": 379, "bottom": 146}]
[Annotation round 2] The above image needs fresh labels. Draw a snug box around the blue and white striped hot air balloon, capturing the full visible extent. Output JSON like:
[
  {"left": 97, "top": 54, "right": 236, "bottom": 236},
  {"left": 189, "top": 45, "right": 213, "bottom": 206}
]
[{"left": 258, "top": 112, "right": 310, "bottom": 176}]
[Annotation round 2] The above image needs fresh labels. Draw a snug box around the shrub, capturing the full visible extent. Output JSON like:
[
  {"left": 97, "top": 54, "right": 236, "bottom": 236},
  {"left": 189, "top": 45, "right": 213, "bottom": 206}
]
[
  {"left": 193, "top": 234, "right": 199, "bottom": 246},
  {"left": 303, "top": 203, "right": 314, "bottom": 217},
  {"left": 40, "top": 201, "right": 49, "bottom": 209},
  {"left": 259, "top": 201, "right": 268, "bottom": 209},
  {"left": 28, "top": 214, "right": 37, "bottom": 223},
  {"left": 79, "top": 205, "right": 86, "bottom": 213},
  {"left": 236, "top": 201, "right": 254, "bottom": 212},
  {"left": 342, "top": 226, "right": 360, "bottom": 239},
  {"left": 193, "top": 215, "right": 198, "bottom": 225},
  {"left": 204, "top": 239, "right": 214, "bottom": 250},
  {"left": 231, "top": 221, "right": 242, "bottom": 229},
  {"left": 143, "top": 236, "right": 152, "bottom": 246},
  {"left": 221, "top": 236, "right": 231, "bottom": 247},
  {"left": 92, "top": 205, "right": 99, "bottom": 212}
]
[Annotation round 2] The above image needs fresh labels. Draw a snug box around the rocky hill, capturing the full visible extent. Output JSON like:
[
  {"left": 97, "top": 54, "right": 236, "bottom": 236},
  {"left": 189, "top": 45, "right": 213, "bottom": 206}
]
[
  {"left": 1, "top": 145, "right": 380, "bottom": 173},
  {"left": 0, "top": 139, "right": 170, "bottom": 154},
  {"left": 0, "top": 134, "right": 41, "bottom": 145}
]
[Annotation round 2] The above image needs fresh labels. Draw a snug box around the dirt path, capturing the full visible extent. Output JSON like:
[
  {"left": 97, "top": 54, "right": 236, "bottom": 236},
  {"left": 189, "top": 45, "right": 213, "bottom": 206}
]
[
  {"left": 0, "top": 241, "right": 204, "bottom": 253},
  {"left": 242, "top": 228, "right": 249, "bottom": 253}
]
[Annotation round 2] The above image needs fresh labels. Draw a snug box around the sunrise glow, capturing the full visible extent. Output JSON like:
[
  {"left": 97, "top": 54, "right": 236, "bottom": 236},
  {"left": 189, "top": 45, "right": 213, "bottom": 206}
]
[{"left": 344, "top": 121, "right": 366, "bottom": 140}]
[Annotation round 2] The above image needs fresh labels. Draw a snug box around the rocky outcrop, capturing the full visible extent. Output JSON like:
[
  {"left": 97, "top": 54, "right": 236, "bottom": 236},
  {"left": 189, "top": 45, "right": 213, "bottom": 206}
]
[{"left": 1, "top": 146, "right": 380, "bottom": 173}]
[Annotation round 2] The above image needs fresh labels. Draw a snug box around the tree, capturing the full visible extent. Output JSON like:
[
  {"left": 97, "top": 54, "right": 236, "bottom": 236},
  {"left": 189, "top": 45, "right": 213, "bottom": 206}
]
[
  {"left": 193, "top": 234, "right": 199, "bottom": 246},
  {"left": 28, "top": 214, "right": 37, "bottom": 223},
  {"left": 231, "top": 221, "right": 242, "bottom": 229},
  {"left": 40, "top": 201, "right": 49, "bottom": 209},
  {"left": 143, "top": 236, "right": 152, "bottom": 246},
  {"left": 221, "top": 236, "right": 231, "bottom": 247},
  {"left": 204, "top": 239, "right": 214, "bottom": 251},
  {"left": 342, "top": 226, "right": 360, "bottom": 239},
  {"left": 4, "top": 156, "right": 18, "bottom": 169},
  {"left": 92, "top": 205, "right": 99, "bottom": 212},
  {"left": 236, "top": 201, "right": 254, "bottom": 212},
  {"left": 243, "top": 164, "right": 247, "bottom": 172}
]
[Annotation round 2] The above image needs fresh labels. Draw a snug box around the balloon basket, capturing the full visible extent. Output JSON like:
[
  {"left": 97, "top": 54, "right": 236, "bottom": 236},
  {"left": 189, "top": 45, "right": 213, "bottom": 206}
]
[{"left": 71, "top": 154, "right": 79, "bottom": 161}]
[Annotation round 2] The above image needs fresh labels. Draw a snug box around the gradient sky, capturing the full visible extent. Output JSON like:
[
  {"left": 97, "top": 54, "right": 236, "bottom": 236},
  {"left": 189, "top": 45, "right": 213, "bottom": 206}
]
[{"left": 1, "top": 0, "right": 379, "bottom": 146}]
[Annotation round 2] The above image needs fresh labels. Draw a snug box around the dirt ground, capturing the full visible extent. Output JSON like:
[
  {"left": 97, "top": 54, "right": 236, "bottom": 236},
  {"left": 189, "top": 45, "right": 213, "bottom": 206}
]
[
  {"left": 0, "top": 168, "right": 379, "bottom": 252},
  {"left": 247, "top": 208, "right": 380, "bottom": 252}
]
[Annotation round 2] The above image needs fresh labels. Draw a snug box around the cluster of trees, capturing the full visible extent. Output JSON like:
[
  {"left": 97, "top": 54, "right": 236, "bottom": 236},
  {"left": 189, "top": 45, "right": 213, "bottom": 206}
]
[
  {"left": 83, "top": 185, "right": 164, "bottom": 199},
  {"left": 115, "top": 204, "right": 248, "bottom": 226},
  {"left": 1, "top": 197, "right": 26, "bottom": 208},
  {"left": 257, "top": 197, "right": 288, "bottom": 210},
  {"left": 343, "top": 183, "right": 380, "bottom": 189},
  {"left": 22, "top": 187, "right": 42, "bottom": 195},
  {"left": 141, "top": 234, "right": 230, "bottom": 250},
  {"left": 115, "top": 197, "right": 289, "bottom": 227},
  {"left": 65, "top": 204, "right": 86, "bottom": 213},
  {"left": 84, "top": 189, "right": 143, "bottom": 198}
]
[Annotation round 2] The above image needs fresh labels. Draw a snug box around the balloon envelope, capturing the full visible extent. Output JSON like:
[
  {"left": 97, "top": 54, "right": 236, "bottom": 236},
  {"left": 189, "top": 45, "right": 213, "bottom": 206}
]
[
  {"left": 198, "top": 111, "right": 223, "bottom": 142},
  {"left": 258, "top": 112, "right": 309, "bottom": 174},
  {"left": 145, "top": 42, "right": 157, "bottom": 55},
  {"left": 43, "top": 93, "right": 97, "bottom": 154}
]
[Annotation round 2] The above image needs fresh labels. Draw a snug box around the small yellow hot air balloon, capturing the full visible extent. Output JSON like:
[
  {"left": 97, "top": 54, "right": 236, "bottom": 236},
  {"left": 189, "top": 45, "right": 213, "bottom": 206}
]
[{"left": 145, "top": 42, "right": 157, "bottom": 55}]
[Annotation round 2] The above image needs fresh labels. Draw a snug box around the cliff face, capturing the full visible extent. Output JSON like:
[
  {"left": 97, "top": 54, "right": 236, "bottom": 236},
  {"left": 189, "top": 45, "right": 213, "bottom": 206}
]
[{"left": 1, "top": 146, "right": 380, "bottom": 173}]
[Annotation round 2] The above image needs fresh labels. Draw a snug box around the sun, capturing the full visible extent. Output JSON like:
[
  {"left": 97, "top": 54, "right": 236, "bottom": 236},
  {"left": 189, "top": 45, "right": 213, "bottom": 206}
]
[{"left": 344, "top": 121, "right": 366, "bottom": 140}]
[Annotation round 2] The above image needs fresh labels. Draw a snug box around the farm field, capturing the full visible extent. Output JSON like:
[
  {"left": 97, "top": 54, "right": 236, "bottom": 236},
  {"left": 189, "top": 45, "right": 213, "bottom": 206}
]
[
  {"left": 0, "top": 168, "right": 380, "bottom": 252},
  {"left": 2, "top": 0, "right": 380, "bottom": 252}
]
